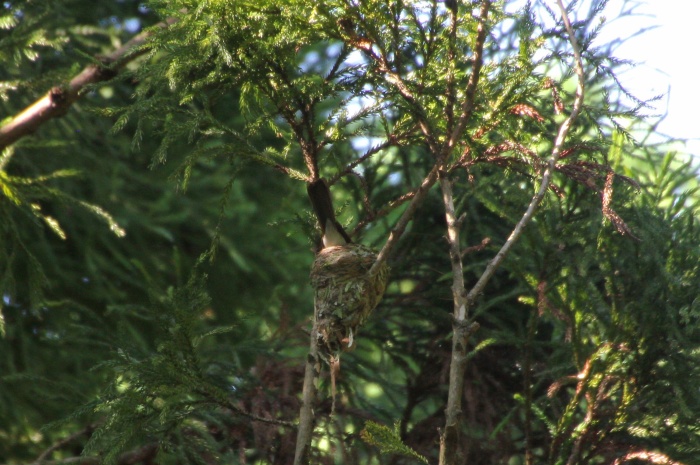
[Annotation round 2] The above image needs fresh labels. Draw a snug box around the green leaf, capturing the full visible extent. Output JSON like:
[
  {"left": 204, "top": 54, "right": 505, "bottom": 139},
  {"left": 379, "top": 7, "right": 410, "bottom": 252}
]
[{"left": 361, "top": 421, "right": 428, "bottom": 464}]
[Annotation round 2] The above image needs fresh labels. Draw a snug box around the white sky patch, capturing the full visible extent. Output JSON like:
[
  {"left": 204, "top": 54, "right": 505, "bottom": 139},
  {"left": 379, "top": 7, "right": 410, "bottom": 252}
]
[
  {"left": 350, "top": 136, "right": 385, "bottom": 153},
  {"left": 503, "top": 0, "right": 698, "bottom": 157},
  {"left": 596, "top": 0, "right": 699, "bottom": 155},
  {"left": 330, "top": 2, "right": 700, "bottom": 161}
]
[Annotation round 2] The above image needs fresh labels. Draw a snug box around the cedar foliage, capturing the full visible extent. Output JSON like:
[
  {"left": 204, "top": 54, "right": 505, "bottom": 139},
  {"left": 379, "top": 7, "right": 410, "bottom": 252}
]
[{"left": 1, "top": 0, "right": 699, "bottom": 464}]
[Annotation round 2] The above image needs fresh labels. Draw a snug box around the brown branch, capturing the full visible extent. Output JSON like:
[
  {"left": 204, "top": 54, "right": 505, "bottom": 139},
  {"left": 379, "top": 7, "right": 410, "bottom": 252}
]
[
  {"left": 225, "top": 401, "right": 297, "bottom": 427},
  {"left": 31, "top": 424, "right": 98, "bottom": 465},
  {"left": 466, "top": 0, "right": 586, "bottom": 306},
  {"left": 329, "top": 137, "right": 399, "bottom": 184},
  {"left": 343, "top": 12, "right": 439, "bottom": 155},
  {"left": 444, "top": 1, "right": 459, "bottom": 137},
  {"left": 461, "top": 237, "right": 491, "bottom": 258},
  {"left": 193, "top": 382, "right": 296, "bottom": 427},
  {"left": 381, "top": 71, "right": 438, "bottom": 154},
  {"left": 0, "top": 18, "right": 177, "bottom": 151},
  {"left": 438, "top": 3, "right": 491, "bottom": 464},
  {"left": 351, "top": 184, "right": 423, "bottom": 236},
  {"left": 368, "top": 164, "right": 440, "bottom": 277},
  {"left": 447, "top": 0, "right": 491, "bottom": 152}
]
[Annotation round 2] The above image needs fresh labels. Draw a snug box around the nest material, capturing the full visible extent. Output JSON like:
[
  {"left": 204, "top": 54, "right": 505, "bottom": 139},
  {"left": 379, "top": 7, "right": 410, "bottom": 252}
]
[{"left": 310, "top": 244, "right": 389, "bottom": 355}]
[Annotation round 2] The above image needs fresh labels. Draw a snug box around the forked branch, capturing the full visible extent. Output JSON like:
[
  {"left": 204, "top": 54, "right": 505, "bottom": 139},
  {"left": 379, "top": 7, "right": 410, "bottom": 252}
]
[
  {"left": 438, "top": 2, "right": 491, "bottom": 464},
  {"left": 466, "top": 0, "right": 586, "bottom": 306}
]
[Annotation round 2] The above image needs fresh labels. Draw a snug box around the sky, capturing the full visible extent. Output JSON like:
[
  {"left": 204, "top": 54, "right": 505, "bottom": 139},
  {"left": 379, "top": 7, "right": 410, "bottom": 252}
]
[
  {"left": 66, "top": 1, "right": 700, "bottom": 159},
  {"left": 598, "top": 0, "right": 700, "bottom": 156}
]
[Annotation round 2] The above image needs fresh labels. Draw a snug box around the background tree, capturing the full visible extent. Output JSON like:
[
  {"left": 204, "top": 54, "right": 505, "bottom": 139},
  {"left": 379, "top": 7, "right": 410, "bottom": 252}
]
[{"left": 1, "top": 1, "right": 699, "bottom": 465}]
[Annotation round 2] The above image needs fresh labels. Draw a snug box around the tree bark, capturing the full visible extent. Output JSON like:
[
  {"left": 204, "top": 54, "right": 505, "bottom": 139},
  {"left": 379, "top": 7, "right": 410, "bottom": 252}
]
[
  {"left": 0, "top": 18, "right": 177, "bottom": 151},
  {"left": 437, "top": 171, "right": 479, "bottom": 465},
  {"left": 293, "top": 320, "right": 321, "bottom": 465}
]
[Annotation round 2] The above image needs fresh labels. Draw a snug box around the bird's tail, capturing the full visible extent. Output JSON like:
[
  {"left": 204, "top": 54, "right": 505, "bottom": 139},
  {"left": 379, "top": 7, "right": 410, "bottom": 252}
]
[{"left": 307, "top": 178, "right": 352, "bottom": 246}]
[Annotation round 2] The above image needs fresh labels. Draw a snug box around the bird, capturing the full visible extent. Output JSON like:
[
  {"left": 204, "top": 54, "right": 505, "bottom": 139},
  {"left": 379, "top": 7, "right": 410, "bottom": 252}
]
[
  {"left": 306, "top": 178, "right": 352, "bottom": 248},
  {"left": 306, "top": 178, "right": 389, "bottom": 355}
]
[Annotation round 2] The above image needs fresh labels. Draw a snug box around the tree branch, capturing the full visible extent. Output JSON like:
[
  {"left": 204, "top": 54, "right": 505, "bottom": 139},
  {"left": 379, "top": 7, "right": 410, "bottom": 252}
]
[
  {"left": 447, "top": 0, "right": 490, "bottom": 151},
  {"left": 466, "top": 0, "right": 586, "bottom": 306},
  {"left": 343, "top": 13, "right": 440, "bottom": 155},
  {"left": 368, "top": 164, "right": 439, "bottom": 277},
  {"left": 438, "top": 3, "right": 491, "bottom": 463},
  {"left": 0, "top": 18, "right": 177, "bottom": 151},
  {"left": 293, "top": 320, "right": 322, "bottom": 465},
  {"left": 437, "top": 169, "right": 480, "bottom": 465},
  {"left": 31, "top": 425, "right": 97, "bottom": 465}
]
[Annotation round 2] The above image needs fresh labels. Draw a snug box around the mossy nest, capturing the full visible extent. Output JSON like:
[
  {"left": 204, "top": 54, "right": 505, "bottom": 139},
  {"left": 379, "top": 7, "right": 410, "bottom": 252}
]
[{"left": 310, "top": 244, "right": 390, "bottom": 356}]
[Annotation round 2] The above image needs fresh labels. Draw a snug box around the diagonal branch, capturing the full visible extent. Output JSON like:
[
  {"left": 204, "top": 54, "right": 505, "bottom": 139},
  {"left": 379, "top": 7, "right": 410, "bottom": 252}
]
[
  {"left": 342, "top": 11, "right": 440, "bottom": 154},
  {"left": 368, "top": 164, "right": 439, "bottom": 277},
  {"left": 466, "top": 0, "right": 586, "bottom": 306},
  {"left": 31, "top": 424, "right": 98, "bottom": 465},
  {"left": 0, "top": 18, "right": 177, "bottom": 151}
]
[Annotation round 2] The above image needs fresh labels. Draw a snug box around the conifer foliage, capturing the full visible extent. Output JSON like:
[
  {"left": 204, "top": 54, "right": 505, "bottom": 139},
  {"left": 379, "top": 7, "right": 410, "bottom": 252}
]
[{"left": 1, "top": 1, "right": 699, "bottom": 464}]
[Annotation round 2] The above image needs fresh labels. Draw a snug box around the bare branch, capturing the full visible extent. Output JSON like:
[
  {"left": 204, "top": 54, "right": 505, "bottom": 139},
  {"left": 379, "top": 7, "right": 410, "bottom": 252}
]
[
  {"left": 351, "top": 182, "right": 426, "bottom": 236},
  {"left": 466, "top": 0, "right": 586, "bottom": 305},
  {"left": 437, "top": 169, "right": 480, "bottom": 465},
  {"left": 194, "top": 382, "right": 297, "bottom": 427},
  {"left": 31, "top": 425, "right": 97, "bottom": 465},
  {"left": 368, "top": 164, "right": 439, "bottom": 277},
  {"left": 330, "top": 137, "right": 398, "bottom": 184},
  {"left": 293, "top": 321, "right": 322, "bottom": 465},
  {"left": 0, "top": 18, "right": 177, "bottom": 151}
]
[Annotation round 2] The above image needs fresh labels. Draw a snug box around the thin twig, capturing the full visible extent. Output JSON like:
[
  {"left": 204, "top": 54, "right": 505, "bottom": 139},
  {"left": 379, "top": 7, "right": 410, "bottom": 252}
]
[
  {"left": 31, "top": 425, "right": 97, "bottom": 465},
  {"left": 329, "top": 137, "right": 399, "bottom": 184},
  {"left": 344, "top": 13, "right": 439, "bottom": 154},
  {"left": 351, "top": 185, "right": 419, "bottom": 235},
  {"left": 194, "top": 383, "right": 297, "bottom": 427},
  {"left": 368, "top": 165, "right": 440, "bottom": 277},
  {"left": 444, "top": 0, "right": 459, "bottom": 136},
  {"left": 447, "top": 0, "right": 491, "bottom": 152},
  {"left": 466, "top": 0, "right": 585, "bottom": 306}
]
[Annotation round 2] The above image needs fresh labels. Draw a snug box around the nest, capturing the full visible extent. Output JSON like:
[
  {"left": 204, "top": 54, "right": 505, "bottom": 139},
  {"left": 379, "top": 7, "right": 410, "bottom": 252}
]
[{"left": 310, "top": 244, "right": 390, "bottom": 356}]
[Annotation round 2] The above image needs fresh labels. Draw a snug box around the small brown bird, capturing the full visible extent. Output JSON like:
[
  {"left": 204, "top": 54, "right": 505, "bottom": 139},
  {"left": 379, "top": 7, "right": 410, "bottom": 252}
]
[{"left": 307, "top": 179, "right": 352, "bottom": 248}]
